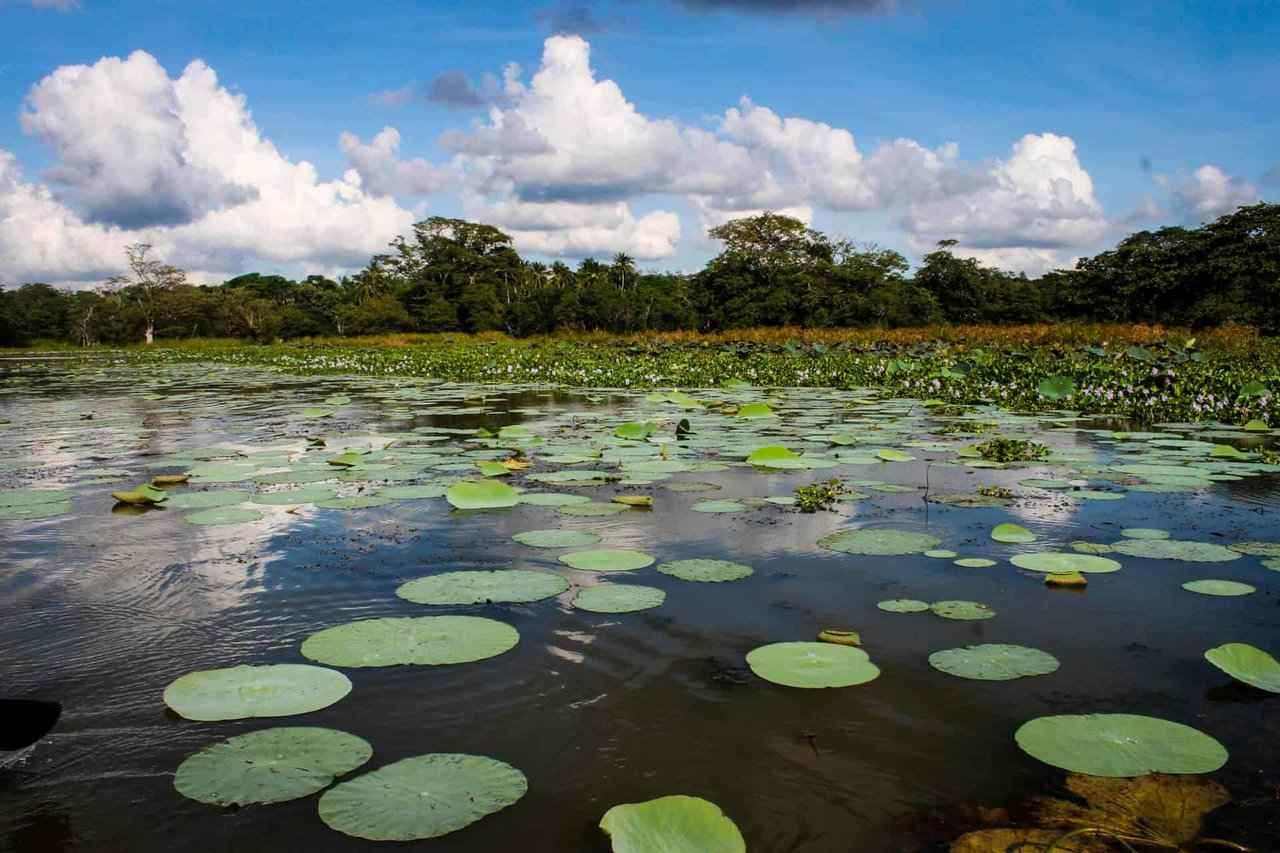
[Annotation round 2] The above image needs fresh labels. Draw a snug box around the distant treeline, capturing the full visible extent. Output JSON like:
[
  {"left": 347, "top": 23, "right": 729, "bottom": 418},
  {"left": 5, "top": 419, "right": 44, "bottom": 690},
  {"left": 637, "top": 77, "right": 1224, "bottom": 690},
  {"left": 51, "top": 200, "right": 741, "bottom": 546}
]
[{"left": 1, "top": 203, "right": 1276, "bottom": 347}]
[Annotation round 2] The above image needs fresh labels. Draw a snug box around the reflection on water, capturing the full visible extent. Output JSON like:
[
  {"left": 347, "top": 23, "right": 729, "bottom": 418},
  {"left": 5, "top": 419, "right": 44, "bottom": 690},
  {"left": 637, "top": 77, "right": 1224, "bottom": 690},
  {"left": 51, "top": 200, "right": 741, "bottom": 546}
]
[{"left": 1, "top": 360, "right": 1278, "bottom": 851}]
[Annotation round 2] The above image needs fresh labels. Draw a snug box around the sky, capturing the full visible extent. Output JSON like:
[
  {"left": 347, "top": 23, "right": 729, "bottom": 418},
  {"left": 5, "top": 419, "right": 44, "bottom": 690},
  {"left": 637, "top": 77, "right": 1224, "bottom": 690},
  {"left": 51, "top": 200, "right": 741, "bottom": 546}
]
[{"left": 0, "top": 0, "right": 1275, "bottom": 288}]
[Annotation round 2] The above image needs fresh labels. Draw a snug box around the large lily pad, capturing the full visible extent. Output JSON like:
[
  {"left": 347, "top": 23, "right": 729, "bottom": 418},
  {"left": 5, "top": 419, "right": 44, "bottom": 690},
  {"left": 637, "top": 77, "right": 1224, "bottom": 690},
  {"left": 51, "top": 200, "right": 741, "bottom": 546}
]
[
  {"left": 1010, "top": 552, "right": 1122, "bottom": 574},
  {"left": 185, "top": 506, "right": 264, "bottom": 526},
  {"left": 396, "top": 570, "right": 569, "bottom": 605},
  {"left": 300, "top": 616, "right": 519, "bottom": 668},
  {"left": 163, "top": 664, "right": 352, "bottom": 721},
  {"left": 877, "top": 599, "right": 930, "bottom": 613},
  {"left": 1204, "top": 643, "right": 1280, "bottom": 693},
  {"left": 1110, "top": 539, "right": 1242, "bottom": 562},
  {"left": 931, "top": 600, "right": 996, "bottom": 620},
  {"left": 1014, "top": 714, "right": 1228, "bottom": 777},
  {"left": 1181, "top": 579, "right": 1255, "bottom": 597},
  {"left": 657, "top": 559, "right": 754, "bottom": 583},
  {"left": 572, "top": 584, "right": 666, "bottom": 613},
  {"left": 990, "top": 523, "right": 1036, "bottom": 544},
  {"left": 446, "top": 480, "right": 519, "bottom": 510},
  {"left": 513, "top": 529, "right": 602, "bottom": 549},
  {"left": 175, "top": 727, "right": 372, "bottom": 806},
  {"left": 819, "top": 528, "right": 942, "bottom": 556},
  {"left": 746, "top": 641, "right": 880, "bottom": 688},
  {"left": 928, "top": 644, "right": 1059, "bottom": 681},
  {"left": 318, "top": 753, "right": 527, "bottom": 841},
  {"left": 558, "top": 549, "right": 655, "bottom": 573},
  {"left": 600, "top": 795, "right": 746, "bottom": 853}
]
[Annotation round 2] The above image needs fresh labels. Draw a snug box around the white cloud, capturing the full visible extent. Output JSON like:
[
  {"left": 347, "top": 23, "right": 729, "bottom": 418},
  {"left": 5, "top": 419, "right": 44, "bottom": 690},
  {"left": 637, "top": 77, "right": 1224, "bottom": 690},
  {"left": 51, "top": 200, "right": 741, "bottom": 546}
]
[
  {"left": 1172, "top": 164, "right": 1258, "bottom": 222},
  {"left": 339, "top": 127, "right": 453, "bottom": 197},
  {"left": 2, "top": 51, "right": 416, "bottom": 287},
  {"left": 465, "top": 193, "right": 680, "bottom": 259}
]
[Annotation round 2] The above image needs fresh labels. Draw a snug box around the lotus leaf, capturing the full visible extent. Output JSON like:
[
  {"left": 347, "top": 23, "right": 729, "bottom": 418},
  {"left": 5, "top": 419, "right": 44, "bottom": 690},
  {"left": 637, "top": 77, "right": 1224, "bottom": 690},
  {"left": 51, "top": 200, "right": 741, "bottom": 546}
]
[
  {"left": 396, "top": 570, "right": 568, "bottom": 605},
  {"left": 301, "top": 615, "right": 518, "bottom": 667},
  {"left": 164, "top": 663, "right": 352, "bottom": 721},
  {"left": 657, "top": 559, "right": 754, "bottom": 583},
  {"left": 929, "top": 644, "right": 1059, "bottom": 681},
  {"left": 559, "top": 549, "right": 655, "bottom": 572},
  {"left": 1204, "top": 643, "right": 1280, "bottom": 693},
  {"left": 1014, "top": 714, "right": 1228, "bottom": 777},
  {"left": 819, "top": 528, "right": 942, "bottom": 556},
  {"left": 446, "top": 479, "right": 519, "bottom": 510},
  {"left": 877, "top": 599, "right": 930, "bottom": 613},
  {"left": 1110, "top": 538, "right": 1241, "bottom": 562},
  {"left": 1011, "top": 552, "right": 1121, "bottom": 574},
  {"left": 1181, "top": 579, "right": 1255, "bottom": 596},
  {"left": 573, "top": 584, "right": 666, "bottom": 613},
  {"left": 746, "top": 641, "right": 880, "bottom": 688},
  {"left": 599, "top": 795, "right": 745, "bottom": 853},
  {"left": 990, "top": 523, "right": 1036, "bottom": 544}
]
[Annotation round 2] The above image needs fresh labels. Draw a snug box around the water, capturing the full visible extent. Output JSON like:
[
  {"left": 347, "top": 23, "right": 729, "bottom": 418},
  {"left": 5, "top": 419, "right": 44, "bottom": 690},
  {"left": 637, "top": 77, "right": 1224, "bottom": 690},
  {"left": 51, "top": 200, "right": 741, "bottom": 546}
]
[{"left": 1, "top": 359, "right": 1277, "bottom": 851}]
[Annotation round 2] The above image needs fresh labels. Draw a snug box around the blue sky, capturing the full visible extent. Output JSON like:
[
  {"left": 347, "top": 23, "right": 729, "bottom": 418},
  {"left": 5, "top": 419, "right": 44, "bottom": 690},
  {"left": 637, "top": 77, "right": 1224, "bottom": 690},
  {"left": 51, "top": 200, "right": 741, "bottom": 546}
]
[{"left": 1, "top": 0, "right": 1275, "bottom": 285}]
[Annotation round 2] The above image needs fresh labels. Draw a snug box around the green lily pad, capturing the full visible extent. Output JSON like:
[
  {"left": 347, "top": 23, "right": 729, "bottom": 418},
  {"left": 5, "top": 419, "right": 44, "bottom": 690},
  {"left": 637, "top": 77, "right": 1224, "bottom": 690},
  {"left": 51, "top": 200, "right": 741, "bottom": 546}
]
[
  {"left": 315, "top": 495, "right": 393, "bottom": 510},
  {"left": 163, "top": 664, "right": 352, "bottom": 721},
  {"left": 572, "top": 584, "right": 666, "bottom": 613},
  {"left": 877, "top": 599, "right": 930, "bottom": 613},
  {"left": 1204, "top": 643, "right": 1280, "bottom": 693},
  {"left": 1014, "top": 714, "right": 1228, "bottom": 777},
  {"left": 925, "top": 549, "right": 959, "bottom": 559},
  {"left": 164, "top": 490, "right": 250, "bottom": 510},
  {"left": 954, "top": 557, "right": 997, "bottom": 568},
  {"left": 558, "top": 549, "right": 655, "bottom": 572},
  {"left": 1121, "top": 528, "right": 1170, "bottom": 540},
  {"left": 928, "top": 644, "right": 1059, "bottom": 681},
  {"left": 513, "top": 529, "right": 602, "bottom": 549},
  {"left": 446, "top": 480, "right": 519, "bottom": 510},
  {"left": 991, "top": 523, "right": 1036, "bottom": 544},
  {"left": 657, "top": 559, "right": 754, "bottom": 583},
  {"left": 1038, "top": 375, "right": 1076, "bottom": 401},
  {"left": 691, "top": 500, "right": 747, "bottom": 513},
  {"left": 745, "top": 445, "right": 807, "bottom": 469},
  {"left": 1228, "top": 541, "right": 1280, "bottom": 557},
  {"left": 0, "top": 488, "right": 71, "bottom": 508},
  {"left": 1011, "top": 552, "right": 1122, "bottom": 574},
  {"left": 746, "top": 641, "right": 880, "bottom": 688},
  {"left": 175, "top": 727, "right": 372, "bottom": 806},
  {"left": 1110, "top": 539, "right": 1242, "bottom": 562},
  {"left": 378, "top": 484, "right": 448, "bottom": 500},
  {"left": 931, "top": 600, "right": 995, "bottom": 620},
  {"left": 1071, "top": 541, "right": 1114, "bottom": 554},
  {"left": 819, "top": 528, "right": 942, "bottom": 556},
  {"left": 518, "top": 492, "right": 592, "bottom": 506},
  {"left": 600, "top": 795, "right": 745, "bottom": 853},
  {"left": 252, "top": 486, "right": 338, "bottom": 506},
  {"left": 875, "top": 449, "right": 915, "bottom": 462},
  {"left": 615, "top": 421, "right": 656, "bottom": 441},
  {"left": 185, "top": 506, "right": 264, "bottom": 526},
  {"left": 559, "top": 501, "right": 629, "bottom": 517},
  {"left": 396, "top": 570, "right": 569, "bottom": 605},
  {"left": 736, "top": 403, "right": 775, "bottom": 419},
  {"left": 318, "top": 753, "right": 527, "bottom": 841},
  {"left": 1181, "top": 579, "right": 1255, "bottom": 597},
  {"left": 301, "top": 616, "right": 518, "bottom": 668}
]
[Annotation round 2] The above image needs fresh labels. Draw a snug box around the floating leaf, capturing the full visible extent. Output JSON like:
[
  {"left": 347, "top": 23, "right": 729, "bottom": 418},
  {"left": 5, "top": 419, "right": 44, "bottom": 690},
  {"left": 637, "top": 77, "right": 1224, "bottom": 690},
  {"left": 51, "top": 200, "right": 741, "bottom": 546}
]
[
  {"left": 572, "top": 584, "right": 666, "bottom": 613},
  {"left": 990, "top": 523, "right": 1036, "bottom": 544},
  {"left": 612, "top": 495, "right": 654, "bottom": 507},
  {"left": 163, "top": 664, "right": 352, "bottom": 721},
  {"left": 599, "top": 795, "right": 745, "bottom": 853},
  {"left": 513, "top": 529, "right": 602, "bottom": 549},
  {"left": 252, "top": 486, "right": 338, "bottom": 506},
  {"left": 1110, "top": 538, "right": 1241, "bottom": 562},
  {"left": 745, "top": 445, "right": 806, "bottom": 469},
  {"left": 819, "top": 528, "right": 942, "bottom": 556},
  {"left": 877, "top": 599, "right": 930, "bottom": 613},
  {"left": 175, "top": 727, "right": 371, "bottom": 807},
  {"left": 1011, "top": 552, "right": 1121, "bottom": 574},
  {"left": 164, "top": 490, "right": 250, "bottom": 510},
  {"left": 735, "top": 402, "right": 776, "bottom": 419},
  {"left": 301, "top": 616, "right": 518, "bottom": 668},
  {"left": 558, "top": 549, "right": 655, "bottom": 572},
  {"left": 816, "top": 629, "right": 861, "bottom": 647},
  {"left": 931, "top": 600, "right": 995, "bottom": 620},
  {"left": 1121, "top": 527, "right": 1169, "bottom": 540},
  {"left": 396, "top": 570, "right": 568, "bottom": 605},
  {"left": 446, "top": 479, "right": 519, "bottom": 510},
  {"left": 112, "top": 483, "right": 168, "bottom": 506},
  {"left": 1181, "top": 579, "right": 1255, "bottom": 596},
  {"left": 1228, "top": 540, "right": 1280, "bottom": 557},
  {"left": 518, "top": 492, "right": 591, "bottom": 507},
  {"left": 1014, "top": 714, "right": 1228, "bottom": 777},
  {"left": 1204, "top": 643, "right": 1280, "bottom": 693},
  {"left": 929, "top": 644, "right": 1059, "bottom": 681},
  {"left": 657, "top": 559, "right": 753, "bottom": 583},
  {"left": 318, "top": 753, "right": 527, "bottom": 841},
  {"left": 691, "top": 500, "right": 747, "bottom": 513},
  {"left": 954, "top": 557, "right": 997, "bottom": 568},
  {"left": 615, "top": 421, "right": 656, "bottom": 441},
  {"left": 746, "top": 641, "right": 880, "bottom": 688},
  {"left": 185, "top": 506, "right": 263, "bottom": 525},
  {"left": 875, "top": 449, "right": 915, "bottom": 462},
  {"left": 1037, "top": 375, "right": 1076, "bottom": 401}
]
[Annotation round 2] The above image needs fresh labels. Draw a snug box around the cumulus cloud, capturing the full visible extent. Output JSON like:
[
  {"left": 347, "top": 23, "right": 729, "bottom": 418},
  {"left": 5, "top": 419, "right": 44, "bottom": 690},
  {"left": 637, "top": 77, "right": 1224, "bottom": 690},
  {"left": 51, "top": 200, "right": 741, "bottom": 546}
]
[
  {"left": 426, "top": 65, "right": 523, "bottom": 109},
  {"left": 1171, "top": 164, "right": 1259, "bottom": 222},
  {"left": 2, "top": 51, "right": 415, "bottom": 287},
  {"left": 339, "top": 127, "right": 452, "bottom": 196}
]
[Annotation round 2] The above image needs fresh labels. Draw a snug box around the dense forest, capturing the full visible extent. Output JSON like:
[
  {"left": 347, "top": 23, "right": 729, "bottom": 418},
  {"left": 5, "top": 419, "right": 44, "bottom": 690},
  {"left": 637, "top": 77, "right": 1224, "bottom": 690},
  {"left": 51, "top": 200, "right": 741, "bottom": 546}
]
[{"left": 1, "top": 203, "right": 1276, "bottom": 347}]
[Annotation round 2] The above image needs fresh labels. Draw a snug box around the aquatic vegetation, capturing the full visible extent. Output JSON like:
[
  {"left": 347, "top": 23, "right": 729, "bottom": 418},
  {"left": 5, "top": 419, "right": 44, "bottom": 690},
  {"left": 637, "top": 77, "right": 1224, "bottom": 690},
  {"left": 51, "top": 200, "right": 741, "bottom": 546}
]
[
  {"left": 877, "top": 599, "right": 931, "bottom": 612},
  {"left": 512, "top": 529, "right": 602, "bottom": 548},
  {"left": 746, "top": 641, "right": 881, "bottom": 688},
  {"left": 990, "top": 523, "right": 1035, "bottom": 544},
  {"left": 572, "top": 584, "right": 666, "bottom": 613},
  {"left": 395, "top": 570, "right": 569, "bottom": 605},
  {"left": 930, "top": 600, "right": 996, "bottom": 620},
  {"left": 1181, "top": 579, "right": 1255, "bottom": 596},
  {"left": 1014, "top": 714, "right": 1228, "bottom": 777},
  {"left": 300, "top": 615, "right": 519, "bottom": 667},
  {"left": 928, "top": 644, "right": 1059, "bottom": 681},
  {"left": 175, "top": 727, "right": 372, "bottom": 807},
  {"left": 657, "top": 559, "right": 753, "bottom": 582},
  {"left": 975, "top": 437, "right": 1051, "bottom": 463},
  {"left": 318, "top": 753, "right": 527, "bottom": 841},
  {"left": 1204, "top": 643, "right": 1280, "bottom": 693},
  {"left": 599, "top": 795, "right": 745, "bottom": 853},
  {"left": 445, "top": 479, "right": 520, "bottom": 509},
  {"left": 1110, "top": 538, "right": 1242, "bottom": 562},
  {"left": 558, "top": 549, "right": 656, "bottom": 572},
  {"left": 1011, "top": 552, "right": 1122, "bottom": 574},
  {"left": 163, "top": 664, "right": 352, "bottom": 721},
  {"left": 819, "top": 528, "right": 942, "bottom": 556}
]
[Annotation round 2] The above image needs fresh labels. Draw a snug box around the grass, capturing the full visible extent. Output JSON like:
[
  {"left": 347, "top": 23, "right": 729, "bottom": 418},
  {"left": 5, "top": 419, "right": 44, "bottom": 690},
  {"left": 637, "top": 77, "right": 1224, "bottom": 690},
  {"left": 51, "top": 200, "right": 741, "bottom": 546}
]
[{"left": 5, "top": 324, "right": 1277, "bottom": 425}]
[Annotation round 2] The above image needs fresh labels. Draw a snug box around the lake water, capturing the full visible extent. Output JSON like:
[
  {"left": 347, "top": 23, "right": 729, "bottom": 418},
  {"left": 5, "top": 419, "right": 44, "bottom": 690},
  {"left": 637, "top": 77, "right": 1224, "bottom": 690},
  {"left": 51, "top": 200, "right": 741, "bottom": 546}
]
[{"left": 1, "top": 359, "right": 1277, "bottom": 851}]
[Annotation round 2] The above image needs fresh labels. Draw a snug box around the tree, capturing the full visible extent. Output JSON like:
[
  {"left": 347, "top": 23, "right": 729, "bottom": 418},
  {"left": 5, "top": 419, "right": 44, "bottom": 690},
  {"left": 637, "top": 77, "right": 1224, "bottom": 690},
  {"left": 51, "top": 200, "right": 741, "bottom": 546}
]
[{"left": 106, "top": 244, "right": 187, "bottom": 344}]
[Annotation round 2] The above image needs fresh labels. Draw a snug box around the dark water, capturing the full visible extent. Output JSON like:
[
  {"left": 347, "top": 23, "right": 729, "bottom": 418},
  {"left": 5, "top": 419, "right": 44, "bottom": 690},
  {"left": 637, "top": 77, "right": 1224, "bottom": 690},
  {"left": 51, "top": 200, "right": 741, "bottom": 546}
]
[{"left": 1, "top": 360, "right": 1278, "bottom": 851}]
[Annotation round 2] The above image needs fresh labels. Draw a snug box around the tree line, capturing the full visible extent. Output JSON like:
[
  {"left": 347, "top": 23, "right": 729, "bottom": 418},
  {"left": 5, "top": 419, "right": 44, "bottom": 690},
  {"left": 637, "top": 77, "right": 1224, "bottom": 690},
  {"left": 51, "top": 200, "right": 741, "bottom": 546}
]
[{"left": 1, "top": 202, "right": 1276, "bottom": 347}]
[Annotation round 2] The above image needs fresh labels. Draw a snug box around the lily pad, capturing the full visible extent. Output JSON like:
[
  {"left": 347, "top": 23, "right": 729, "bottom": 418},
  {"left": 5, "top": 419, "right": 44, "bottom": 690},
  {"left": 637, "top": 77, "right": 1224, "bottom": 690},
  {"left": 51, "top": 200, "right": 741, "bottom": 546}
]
[
  {"left": 954, "top": 557, "right": 997, "bottom": 568},
  {"left": 518, "top": 492, "right": 591, "bottom": 507},
  {"left": 819, "top": 528, "right": 942, "bottom": 556},
  {"left": 600, "top": 795, "right": 746, "bottom": 853},
  {"left": 164, "top": 490, "right": 250, "bottom": 510},
  {"left": 1014, "top": 714, "right": 1228, "bottom": 777},
  {"left": 175, "top": 727, "right": 372, "bottom": 806},
  {"left": 657, "top": 559, "right": 754, "bottom": 583},
  {"left": 559, "top": 501, "right": 629, "bottom": 517},
  {"left": 1204, "top": 643, "right": 1280, "bottom": 693},
  {"left": 736, "top": 402, "right": 775, "bottom": 419},
  {"left": 252, "top": 486, "right": 338, "bottom": 506},
  {"left": 185, "top": 506, "right": 264, "bottom": 526},
  {"left": 163, "top": 664, "right": 352, "bottom": 721},
  {"left": 1181, "top": 579, "right": 1255, "bottom": 597},
  {"left": 691, "top": 500, "right": 747, "bottom": 513},
  {"left": 318, "top": 753, "right": 527, "bottom": 841},
  {"left": 572, "top": 584, "right": 666, "bottom": 613},
  {"left": 1011, "top": 552, "right": 1122, "bottom": 574},
  {"left": 991, "top": 523, "right": 1036, "bottom": 544},
  {"left": 301, "top": 616, "right": 519, "bottom": 668},
  {"left": 1121, "top": 528, "right": 1170, "bottom": 540},
  {"left": 558, "top": 549, "right": 655, "bottom": 573},
  {"left": 931, "top": 600, "right": 995, "bottom": 620},
  {"left": 396, "top": 570, "right": 569, "bottom": 605},
  {"left": 513, "top": 529, "right": 602, "bottom": 549},
  {"left": 1110, "top": 539, "right": 1242, "bottom": 562},
  {"left": 1227, "top": 541, "right": 1280, "bottom": 557},
  {"left": 877, "top": 599, "right": 930, "bottom": 613},
  {"left": 446, "top": 480, "right": 519, "bottom": 510},
  {"left": 928, "top": 644, "right": 1059, "bottom": 681},
  {"left": 746, "top": 641, "right": 880, "bottom": 689}
]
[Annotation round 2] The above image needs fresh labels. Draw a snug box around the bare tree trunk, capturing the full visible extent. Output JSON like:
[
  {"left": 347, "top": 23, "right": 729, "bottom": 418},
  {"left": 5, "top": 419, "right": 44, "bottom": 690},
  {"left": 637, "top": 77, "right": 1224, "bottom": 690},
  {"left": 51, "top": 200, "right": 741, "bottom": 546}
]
[{"left": 144, "top": 320, "right": 155, "bottom": 345}]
